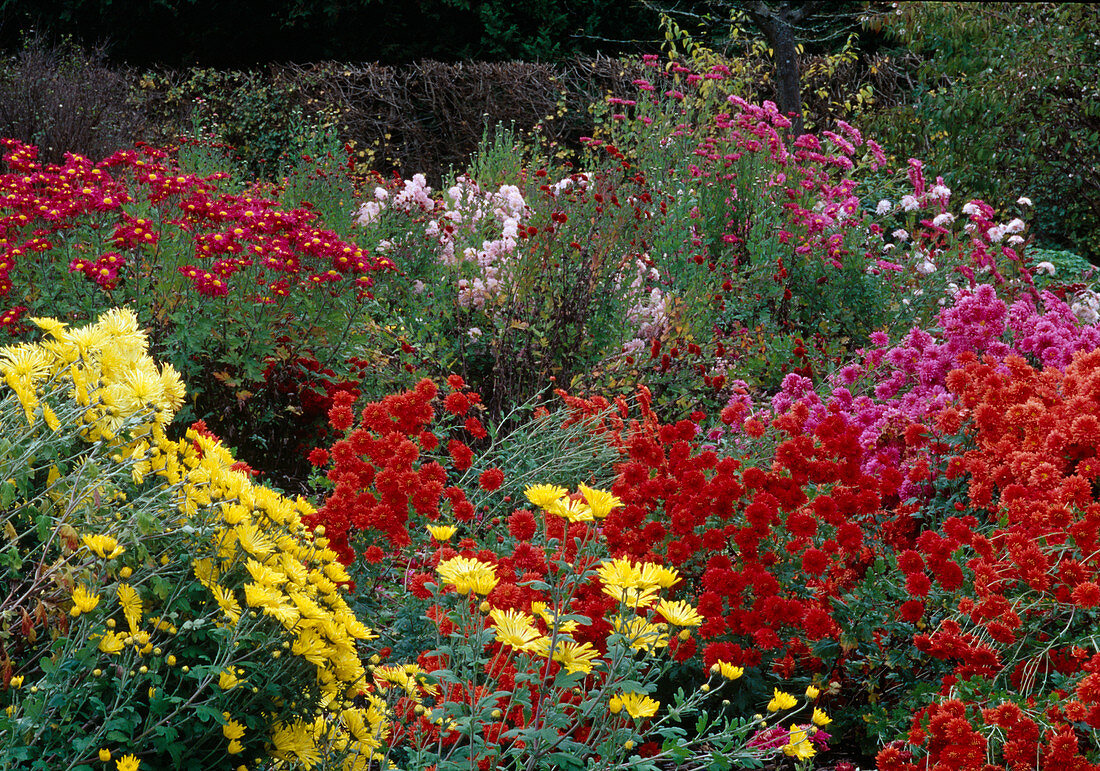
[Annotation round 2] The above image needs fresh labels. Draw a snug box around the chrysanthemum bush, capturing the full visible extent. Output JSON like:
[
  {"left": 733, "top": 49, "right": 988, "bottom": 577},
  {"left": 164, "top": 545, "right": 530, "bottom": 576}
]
[
  {"left": 871, "top": 348, "right": 1100, "bottom": 769},
  {"left": 7, "top": 47, "right": 1100, "bottom": 769},
  {"left": 303, "top": 270, "right": 1100, "bottom": 767},
  {"left": 0, "top": 309, "right": 381, "bottom": 770},
  {"left": 0, "top": 137, "right": 392, "bottom": 482},
  {"left": 349, "top": 52, "right": 1071, "bottom": 423},
  {"left": 309, "top": 414, "right": 833, "bottom": 768}
]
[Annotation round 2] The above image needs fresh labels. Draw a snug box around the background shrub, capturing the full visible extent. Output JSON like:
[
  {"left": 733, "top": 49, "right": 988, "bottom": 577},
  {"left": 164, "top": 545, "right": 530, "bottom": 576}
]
[
  {"left": 864, "top": 2, "right": 1100, "bottom": 262},
  {"left": 0, "top": 35, "right": 144, "bottom": 164}
]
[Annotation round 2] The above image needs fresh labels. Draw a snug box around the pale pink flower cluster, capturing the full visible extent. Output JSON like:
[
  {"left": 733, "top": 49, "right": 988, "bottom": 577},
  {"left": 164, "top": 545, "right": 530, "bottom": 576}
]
[
  {"left": 355, "top": 173, "right": 532, "bottom": 311},
  {"left": 394, "top": 174, "right": 435, "bottom": 211},
  {"left": 436, "top": 177, "right": 529, "bottom": 309},
  {"left": 355, "top": 186, "right": 390, "bottom": 227},
  {"left": 619, "top": 257, "right": 670, "bottom": 352}
]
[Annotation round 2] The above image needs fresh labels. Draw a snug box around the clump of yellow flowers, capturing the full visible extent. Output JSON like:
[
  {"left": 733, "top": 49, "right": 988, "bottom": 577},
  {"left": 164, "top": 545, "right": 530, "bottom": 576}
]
[
  {"left": 0, "top": 310, "right": 386, "bottom": 769},
  {"left": 370, "top": 481, "right": 746, "bottom": 769}
]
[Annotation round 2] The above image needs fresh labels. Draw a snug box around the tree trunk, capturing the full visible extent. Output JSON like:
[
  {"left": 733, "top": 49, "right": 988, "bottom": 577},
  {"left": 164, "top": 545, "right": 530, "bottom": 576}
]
[
  {"left": 746, "top": 1, "right": 819, "bottom": 138},
  {"left": 767, "top": 13, "right": 803, "bottom": 136}
]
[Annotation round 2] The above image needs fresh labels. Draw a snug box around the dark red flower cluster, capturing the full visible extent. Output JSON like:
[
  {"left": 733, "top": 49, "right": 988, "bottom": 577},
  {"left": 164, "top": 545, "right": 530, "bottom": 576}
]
[
  {"left": 554, "top": 384, "right": 897, "bottom": 680},
  {"left": 306, "top": 377, "right": 486, "bottom": 565}
]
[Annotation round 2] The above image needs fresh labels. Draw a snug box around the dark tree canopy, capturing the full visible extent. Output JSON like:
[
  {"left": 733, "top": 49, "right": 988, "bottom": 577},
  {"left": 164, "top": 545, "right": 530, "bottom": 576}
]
[{"left": 0, "top": 0, "right": 665, "bottom": 66}]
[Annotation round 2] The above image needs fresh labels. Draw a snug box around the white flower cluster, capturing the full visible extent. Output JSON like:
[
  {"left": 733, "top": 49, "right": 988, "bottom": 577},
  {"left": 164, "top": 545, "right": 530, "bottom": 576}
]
[{"left": 1072, "top": 288, "right": 1100, "bottom": 325}]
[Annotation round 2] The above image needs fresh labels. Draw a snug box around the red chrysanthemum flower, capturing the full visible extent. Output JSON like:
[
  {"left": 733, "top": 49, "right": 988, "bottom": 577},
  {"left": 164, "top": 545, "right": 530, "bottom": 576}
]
[
  {"left": 444, "top": 391, "right": 470, "bottom": 416},
  {"left": 464, "top": 417, "right": 488, "bottom": 439},
  {"left": 363, "top": 545, "right": 385, "bottom": 564},
  {"left": 479, "top": 467, "right": 505, "bottom": 492},
  {"left": 448, "top": 439, "right": 474, "bottom": 471},
  {"left": 508, "top": 509, "right": 537, "bottom": 541},
  {"left": 1072, "top": 581, "right": 1100, "bottom": 608}
]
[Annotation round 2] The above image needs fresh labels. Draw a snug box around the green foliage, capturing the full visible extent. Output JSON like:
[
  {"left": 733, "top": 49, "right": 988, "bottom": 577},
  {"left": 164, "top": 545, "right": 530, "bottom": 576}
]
[{"left": 151, "top": 67, "right": 343, "bottom": 183}]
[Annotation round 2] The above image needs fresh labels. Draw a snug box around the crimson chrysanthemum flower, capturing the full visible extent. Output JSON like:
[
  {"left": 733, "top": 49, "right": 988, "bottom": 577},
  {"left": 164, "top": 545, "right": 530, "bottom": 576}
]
[
  {"left": 418, "top": 430, "right": 439, "bottom": 451},
  {"left": 1071, "top": 581, "right": 1100, "bottom": 608},
  {"left": 899, "top": 600, "right": 924, "bottom": 624},
  {"left": 328, "top": 403, "right": 354, "bottom": 431},
  {"left": 479, "top": 467, "right": 504, "bottom": 491},
  {"left": 743, "top": 418, "right": 766, "bottom": 437},
  {"left": 363, "top": 545, "right": 384, "bottom": 564},
  {"left": 897, "top": 549, "right": 925, "bottom": 574},
  {"left": 905, "top": 571, "right": 931, "bottom": 597},
  {"left": 444, "top": 391, "right": 470, "bottom": 415},
  {"left": 801, "top": 547, "right": 828, "bottom": 575},
  {"left": 447, "top": 439, "right": 473, "bottom": 471},
  {"left": 508, "top": 509, "right": 537, "bottom": 541}
]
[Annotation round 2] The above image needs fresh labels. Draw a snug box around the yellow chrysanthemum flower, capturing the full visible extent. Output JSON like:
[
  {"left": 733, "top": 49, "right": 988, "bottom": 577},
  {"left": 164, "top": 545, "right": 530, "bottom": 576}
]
[
  {"left": 638, "top": 562, "right": 680, "bottom": 589},
  {"left": 219, "top": 670, "right": 241, "bottom": 690},
  {"left": 654, "top": 599, "right": 703, "bottom": 627},
  {"left": 263, "top": 602, "right": 301, "bottom": 627},
  {"left": 524, "top": 484, "right": 568, "bottom": 510},
  {"left": 550, "top": 640, "right": 600, "bottom": 675},
  {"left": 530, "top": 602, "right": 578, "bottom": 634},
  {"left": 436, "top": 556, "right": 498, "bottom": 595},
  {"left": 41, "top": 404, "right": 60, "bottom": 431},
  {"left": 118, "top": 367, "right": 165, "bottom": 416},
  {"left": 116, "top": 583, "right": 142, "bottom": 632},
  {"left": 82, "top": 533, "right": 124, "bottom": 560},
  {"left": 222, "top": 717, "right": 246, "bottom": 740},
  {"left": 97, "top": 630, "right": 126, "bottom": 655},
  {"left": 548, "top": 497, "right": 594, "bottom": 522},
  {"left": 812, "top": 707, "right": 832, "bottom": 727},
  {"left": 94, "top": 306, "right": 142, "bottom": 337},
  {"left": 489, "top": 608, "right": 544, "bottom": 652},
  {"left": 245, "top": 558, "right": 285, "bottom": 588},
  {"left": 234, "top": 523, "right": 274, "bottom": 557},
  {"left": 617, "top": 692, "right": 660, "bottom": 719},
  {"left": 426, "top": 524, "right": 457, "bottom": 541},
  {"left": 767, "top": 689, "right": 798, "bottom": 712},
  {"left": 115, "top": 754, "right": 141, "bottom": 771},
  {"left": 269, "top": 719, "right": 322, "bottom": 766},
  {"left": 578, "top": 483, "right": 622, "bottom": 519},
  {"left": 322, "top": 560, "right": 351, "bottom": 584},
  {"left": 70, "top": 585, "right": 101, "bottom": 616},
  {"left": 597, "top": 558, "right": 661, "bottom": 608},
  {"left": 783, "top": 726, "right": 816, "bottom": 760},
  {"left": 158, "top": 363, "right": 186, "bottom": 412},
  {"left": 612, "top": 615, "right": 668, "bottom": 651},
  {"left": 709, "top": 660, "right": 744, "bottom": 680},
  {"left": 292, "top": 630, "right": 329, "bottom": 668},
  {"left": 0, "top": 342, "right": 51, "bottom": 382},
  {"left": 211, "top": 585, "right": 242, "bottom": 624},
  {"left": 193, "top": 558, "right": 219, "bottom": 587}
]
